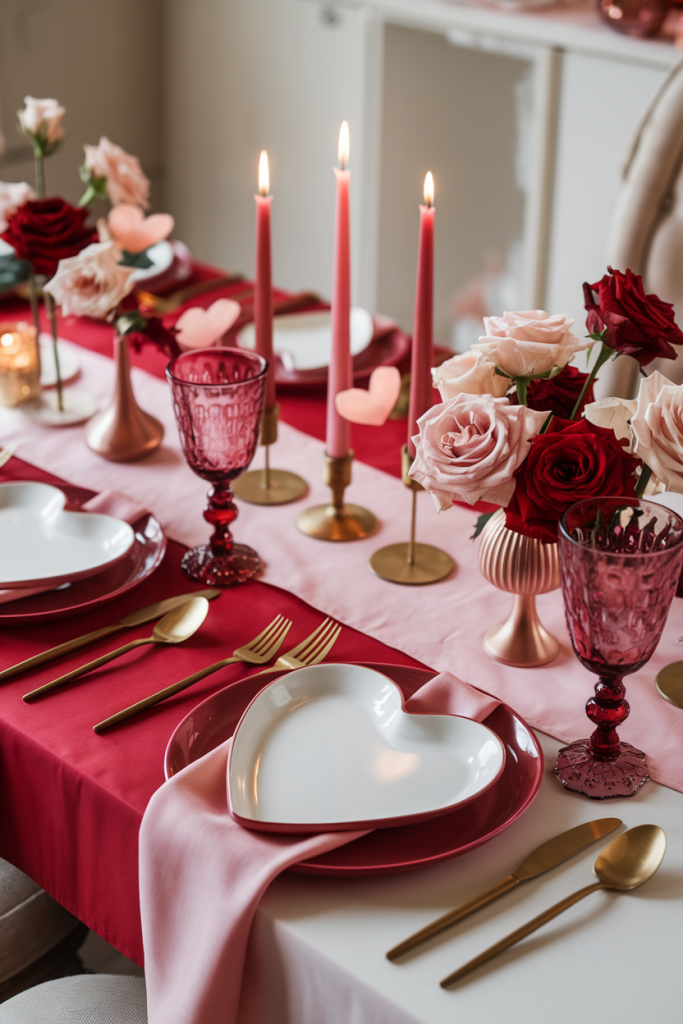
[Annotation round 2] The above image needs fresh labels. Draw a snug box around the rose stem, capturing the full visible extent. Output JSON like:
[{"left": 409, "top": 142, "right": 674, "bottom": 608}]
[
  {"left": 46, "top": 293, "right": 63, "bottom": 411},
  {"left": 569, "top": 342, "right": 613, "bottom": 420},
  {"left": 635, "top": 464, "right": 653, "bottom": 499},
  {"left": 34, "top": 151, "right": 44, "bottom": 199},
  {"left": 27, "top": 274, "right": 41, "bottom": 340},
  {"left": 516, "top": 377, "right": 528, "bottom": 405}
]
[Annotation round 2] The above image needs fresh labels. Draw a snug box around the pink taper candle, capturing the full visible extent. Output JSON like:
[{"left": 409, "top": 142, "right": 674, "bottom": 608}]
[
  {"left": 326, "top": 121, "right": 352, "bottom": 460},
  {"left": 255, "top": 150, "right": 276, "bottom": 411},
  {"left": 407, "top": 172, "right": 435, "bottom": 458}
]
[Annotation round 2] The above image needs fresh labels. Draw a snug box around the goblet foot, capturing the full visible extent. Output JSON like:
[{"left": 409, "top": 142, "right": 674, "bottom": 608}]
[
  {"left": 554, "top": 739, "right": 650, "bottom": 799},
  {"left": 181, "top": 543, "right": 263, "bottom": 586}
]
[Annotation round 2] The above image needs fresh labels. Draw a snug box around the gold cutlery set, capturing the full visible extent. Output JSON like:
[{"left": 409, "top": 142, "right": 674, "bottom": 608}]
[
  {"left": 387, "top": 819, "right": 667, "bottom": 988},
  {"left": 1, "top": 590, "right": 342, "bottom": 734}
]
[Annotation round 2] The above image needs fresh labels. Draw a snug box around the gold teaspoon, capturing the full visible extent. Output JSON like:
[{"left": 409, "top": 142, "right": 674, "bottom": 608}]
[
  {"left": 23, "top": 597, "right": 210, "bottom": 701},
  {"left": 440, "top": 824, "right": 666, "bottom": 988}
]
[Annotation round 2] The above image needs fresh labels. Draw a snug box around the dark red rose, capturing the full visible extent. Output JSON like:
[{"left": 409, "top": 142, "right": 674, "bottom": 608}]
[
  {"left": 525, "top": 365, "right": 595, "bottom": 420},
  {"left": 583, "top": 266, "right": 683, "bottom": 367},
  {"left": 505, "top": 418, "right": 639, "bottom": 543},
  {"left": 1, "top": 197, "right": 96, "bottom": 278},
  {"left": 127, "top": 316, "right": 180, "bottom": 360}
]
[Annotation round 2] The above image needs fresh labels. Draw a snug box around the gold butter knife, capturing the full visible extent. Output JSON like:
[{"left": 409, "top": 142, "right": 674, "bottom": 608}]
[
  {"left": 386, "top": 818, "right": 622, "bottom": 961},
  {"left": 0, "top": 589, "right": 221, "bottom": 682}
]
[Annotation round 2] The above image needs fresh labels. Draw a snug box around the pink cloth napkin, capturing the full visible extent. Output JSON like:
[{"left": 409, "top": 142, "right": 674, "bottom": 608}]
[
  {"left": 139, "top": 671, "right": 500, "bottom": 1024},
  {"left": 0, "top": 489, "right": 149, "bottom": 604}
]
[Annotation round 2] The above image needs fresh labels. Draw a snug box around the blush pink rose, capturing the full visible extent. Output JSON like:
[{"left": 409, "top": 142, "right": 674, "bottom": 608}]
[
  {"left": 631, "top": 371, "right": 683, "bottom": 493},
  {"left": 473, "top": 309, "right": 591, "bottom": 378},
  {"left": 409, "top": 394, "right": 548, "bottom": 510},
  {"left": 18, "top": 97, "right": 65, "bottom": 152},
  {"left": 431, "top": 349, "right": 508, "bottom": 401},
  {"left": 43, "top": 240, "right": 136, "bottom": 321},
  {"left": 0, "top": 181, "right": 35, "bottom": 233},
  {"left": 83, "top": 137, "right": 150, "bottom": 209}
]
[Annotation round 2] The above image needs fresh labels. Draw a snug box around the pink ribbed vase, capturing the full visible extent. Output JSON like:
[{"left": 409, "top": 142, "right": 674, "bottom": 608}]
[{"left": 478, "top": 509, "right": 560, "bottom": 667}]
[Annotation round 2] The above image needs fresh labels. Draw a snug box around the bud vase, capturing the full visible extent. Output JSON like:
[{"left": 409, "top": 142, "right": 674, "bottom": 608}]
[
  {"left": 478, "top": 508, "right": 560, "bottom": 667},
  {"left": 85, "top": 333, "right": 164, "bottom": 461}
]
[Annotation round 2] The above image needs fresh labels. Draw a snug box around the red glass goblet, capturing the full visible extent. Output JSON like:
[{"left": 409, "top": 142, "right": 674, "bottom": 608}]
[
  {"left": 556, "top": 497, "right": 683, "bottom": 799},
  {"left": 167, "top": 347, "right": 267, "bottom": 586}
]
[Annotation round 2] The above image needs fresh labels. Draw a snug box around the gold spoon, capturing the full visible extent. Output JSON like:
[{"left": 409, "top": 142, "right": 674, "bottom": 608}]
[
  {"left": 23, "top": 597, "right": 210, "bottom": 701},
  {"left": 441, "top": 824, "right": 666, "bottom": 988}
]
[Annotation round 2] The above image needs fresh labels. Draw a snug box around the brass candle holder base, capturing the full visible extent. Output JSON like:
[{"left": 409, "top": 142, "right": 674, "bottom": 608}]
[
  {"left": 370, "top": 445, "right": 454, "bottom": 585},
  {"left": 296, "top": 450, "right": 376, "bottom": 541},
  {"left": 233, "top": 405, "right": 307, "bottom": 506},
  {"left": 655, "top": 662, "right": 683, "bottom": 708}
]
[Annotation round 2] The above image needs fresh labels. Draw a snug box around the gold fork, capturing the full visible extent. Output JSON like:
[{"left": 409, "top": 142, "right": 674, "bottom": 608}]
[
  {"left": 93, "top": 617, "right": 340, "bottom": 733},
  {"left": 92, "top": 614, "right": 292, "bottom": 732}
]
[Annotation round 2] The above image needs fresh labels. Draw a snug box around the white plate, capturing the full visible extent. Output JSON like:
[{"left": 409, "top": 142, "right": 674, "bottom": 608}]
[
  {"left": 238, "top": 306, "right": 374, "bottom": 371},
  {"left": 0, "top": 482, "right": 135, "bottom": 588},
  {"left": 129, "top": 240, "right": 174, "bottom": 283},
  {"left": 228, "top": 663, "right": 505, "bottom": 833},
  {"left": 39, "top": 335, "right": 80, "bottom": 387}
]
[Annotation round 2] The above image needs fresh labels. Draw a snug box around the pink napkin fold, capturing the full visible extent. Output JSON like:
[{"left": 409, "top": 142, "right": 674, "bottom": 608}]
[
  {"left": 0, "top": 489, "right": 149, "bottom": 605},
  {"left": 139, "top": 671, "right": 501, "bottom": 1024}
]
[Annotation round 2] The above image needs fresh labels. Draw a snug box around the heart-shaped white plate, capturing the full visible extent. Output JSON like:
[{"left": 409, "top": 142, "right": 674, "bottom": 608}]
[
  {"left": 0, "top": 482, "right": 135, "bottom": 588},
  {"left": 228, "top": 663, "right": 505, "bottom": 833},
  {"left": 238, "top": 307, "right": 374, "bottom": 371}
]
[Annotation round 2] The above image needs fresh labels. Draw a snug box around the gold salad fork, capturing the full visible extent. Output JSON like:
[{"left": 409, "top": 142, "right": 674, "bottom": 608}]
[{"left": 93, "top": 617, "right": 341, "bottom": 733}]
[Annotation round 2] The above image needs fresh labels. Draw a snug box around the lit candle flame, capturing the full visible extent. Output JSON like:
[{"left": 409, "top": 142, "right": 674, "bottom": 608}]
[
  {"left": 338, "top": 121, "right": 350, "bottom": 170},
  {"left": 423, "top": 172, "right": 434, "bottom": 207},
  {"left": 1, "top": 333, "right": 15, "bottom": 348},
  {"left": 258, "top": 150, "right": 270, "bottom": 196}
]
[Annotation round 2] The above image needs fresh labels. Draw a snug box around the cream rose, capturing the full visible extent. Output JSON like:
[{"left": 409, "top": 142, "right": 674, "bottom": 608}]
[
  {"left": 44, "top": 241, "right": 136, "bottom": 321},
  {"left": 472, "top": 309, "right": 591, "bottom": 378},
  {"left": 631, "top": 371, "right": 683, "bottom": 493},
  {"left": 83, "top": 137, "right": 150, "bottom": 209},
  {"left": 18, "top": 97, "right": 65, "bottom": 149},
  {"left": 584, "top": 397, "right": 636, "bottom": 447},
  {"left": 0, "top": 181, "right": 35, "bottom": 232},
  {"left": 409, "top": 394, "right": 548, "bottom": 510},
  {"left": 432, "top": 350, "right": 509, "bottom": 402}
]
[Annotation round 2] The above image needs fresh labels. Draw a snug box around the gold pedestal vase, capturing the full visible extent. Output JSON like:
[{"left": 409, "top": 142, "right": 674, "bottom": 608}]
[
  {"left": 478, "top": 508, "right": 560, "bottom": 668},
  {"left": 85, "top": 333, "right": 164, "bottom": 462}
]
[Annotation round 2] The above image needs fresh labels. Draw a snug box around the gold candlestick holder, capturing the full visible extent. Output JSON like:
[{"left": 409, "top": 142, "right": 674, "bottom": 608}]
[
  {"left": 232, "top": 405, "right": 308, "bottom": 505},
  {"left": 296, "top": 450, "right": 376, "bottom": 541},
  {"left": 369, "top": 445, "right": 455, "bottom": 584}
]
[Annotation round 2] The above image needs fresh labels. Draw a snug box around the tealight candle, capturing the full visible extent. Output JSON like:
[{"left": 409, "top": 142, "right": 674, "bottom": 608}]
[{"left": 0, "top": 322, "right": 40, "bottom": 408}]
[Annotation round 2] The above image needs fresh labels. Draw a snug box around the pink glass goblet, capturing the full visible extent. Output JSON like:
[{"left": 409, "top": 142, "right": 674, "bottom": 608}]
[
  {"left": 167, "top": 347, "right": 267, "bottom": 586},
  {"left": 555, "top": 497, "right": 683, "bottom": 799}
]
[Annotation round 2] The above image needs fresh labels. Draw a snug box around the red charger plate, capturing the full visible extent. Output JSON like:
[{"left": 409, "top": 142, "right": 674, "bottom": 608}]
[
  {"left": 165, "top": 663, "right": 543, "bottom": 876},
  {"left": 0, "top": 485, "right": 166, "bottom": 625}
]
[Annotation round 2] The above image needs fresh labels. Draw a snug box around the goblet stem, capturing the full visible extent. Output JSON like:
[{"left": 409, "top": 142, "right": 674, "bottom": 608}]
[
  {"left": 586, "top": 675, "right": 629, "bottom": 760},
  {"left": 204, "top": 482, "right": 238, "bottom": 557}
]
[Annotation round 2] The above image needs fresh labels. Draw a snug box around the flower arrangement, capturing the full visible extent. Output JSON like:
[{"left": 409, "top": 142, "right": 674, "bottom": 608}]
[{"left": 410, "top": 271, "right": 683, "bottom": 544}]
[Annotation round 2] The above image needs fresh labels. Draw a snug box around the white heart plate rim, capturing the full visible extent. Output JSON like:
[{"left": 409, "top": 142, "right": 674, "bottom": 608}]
[
  {"left": 228, "top": 663, "right": 506, "bottom": 833},
  {"left": 237, "top": 306, "right": 374, "bottom": 371},
  {"left": 0, "top": 481, "right": 135, "bottom": 588}
]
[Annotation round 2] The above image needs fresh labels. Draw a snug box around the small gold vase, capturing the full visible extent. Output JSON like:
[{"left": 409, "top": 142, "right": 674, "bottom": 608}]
[
  {"left": 85, "top": 333, "right": 164, "bottom": 462},
  {"left": 478, "top": 508, "right": 560, "bottom": 667}
]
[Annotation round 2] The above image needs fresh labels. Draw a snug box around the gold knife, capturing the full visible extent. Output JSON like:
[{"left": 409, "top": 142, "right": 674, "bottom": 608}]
[
  {"left": 386, "top": 817, "right": 622, "bottom": 961},
  {"left": 0, "top": 589, "right": 221, "bottom": 682}
]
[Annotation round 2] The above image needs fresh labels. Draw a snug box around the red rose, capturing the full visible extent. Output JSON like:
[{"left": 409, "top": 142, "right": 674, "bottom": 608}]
[
  {"left": 525, "top": 365, "right": 595, "bottom": 420},
  {"left": 505, "top": 418, "right": 639, "bottom": 543},
  {"left": 1, "top": 197, "right": 96, "bottom": 278},
  {"left": 583, "top": 266, "right": 683, "bottom": 367}
]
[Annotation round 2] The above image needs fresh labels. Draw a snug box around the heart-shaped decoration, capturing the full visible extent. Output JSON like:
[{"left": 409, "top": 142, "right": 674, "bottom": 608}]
[
  {"left": 335, "top": 365, "right": 401, "bottom": 426},
  {"left": 108, "top": 204, "right": 174, "bottom": 253},
  {"left": 175, "top": 298, "right": 241, "bottom": 350},
  {"left": 0, "top": 482, "right": 135, "bottom": 588},
  {"left": 228, "top": 663, "right": 505, "bottom": 832}
]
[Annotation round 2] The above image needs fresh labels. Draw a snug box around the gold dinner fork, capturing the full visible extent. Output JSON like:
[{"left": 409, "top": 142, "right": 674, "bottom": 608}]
[{"left": 93, "top": 617, "right": 341, "bottom": 733}]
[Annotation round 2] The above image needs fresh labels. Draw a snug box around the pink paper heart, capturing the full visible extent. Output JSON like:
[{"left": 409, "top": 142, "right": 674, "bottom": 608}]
[
  {"left": 108, "top": 204, "right": 174, "bottom": 253},
  {"left": 175, "top": 298, "right": 242, "bottom": 350},
  {"left": 335, "top": 366, "right": 401, "bottom": 426}
]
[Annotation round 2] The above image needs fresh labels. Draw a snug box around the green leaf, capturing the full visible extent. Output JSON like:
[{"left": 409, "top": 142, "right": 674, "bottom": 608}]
[
  {"left": 493, "top": 367, "right": 512, "bottom": 379},
  {"left": 539, "top": 412, "right": 553, "bottom": 435},
  {"left": 0, "top": 254, "right": 32, "bottom": 293},
  {"left": 119, "top": 249, "right": 154, "bottom": 270},
  {"left": 115, "top": 311, "right": 147, "bottom": 336},
  {"left": 471, "top": 509, "right": 497, "bottom": 540}
]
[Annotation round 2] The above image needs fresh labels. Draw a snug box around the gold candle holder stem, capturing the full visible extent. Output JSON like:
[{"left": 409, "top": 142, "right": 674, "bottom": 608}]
[
  {"left": 232, "top": 404, "right": 308, "bottom": 506},
  {"left": 369, "top": 444, "right": 455, "bottom": 584},
  {"left": 296, "top": 450, "right": 376, "bottom": 541}
]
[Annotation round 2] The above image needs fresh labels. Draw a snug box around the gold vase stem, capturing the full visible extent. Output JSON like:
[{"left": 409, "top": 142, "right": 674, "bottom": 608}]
[{"left": 407, "top": 489, "right": 417, "bottom": 566}]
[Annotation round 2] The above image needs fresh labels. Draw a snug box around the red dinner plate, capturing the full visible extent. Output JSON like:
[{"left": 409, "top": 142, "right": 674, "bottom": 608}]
[
  {"left": 165, "top": 663, "right": 543, "bottom": 876},
  {"left": 0, "top": 485, "right": 166, "bottom": 625}
]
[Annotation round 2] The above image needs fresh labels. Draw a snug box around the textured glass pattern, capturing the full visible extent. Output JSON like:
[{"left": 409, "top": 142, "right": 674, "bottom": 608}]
[
  {"left": 167, "top": 348, "right": 267, "bottom": 586},
  {"left": 555, "top": 498, "right": 683, "bottom": 798}
]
